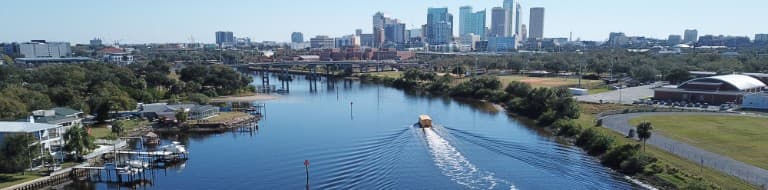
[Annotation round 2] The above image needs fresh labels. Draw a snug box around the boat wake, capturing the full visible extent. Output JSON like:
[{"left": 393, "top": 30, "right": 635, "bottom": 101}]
[
  {"left": 422, "top": 126, "right": 516, "bottom": 190},
  {"left": 444, "top": 127, "right": 632, "bottom": 188},
  {"left": 314, "top": 128, "right": 411, "bottom": 190}
]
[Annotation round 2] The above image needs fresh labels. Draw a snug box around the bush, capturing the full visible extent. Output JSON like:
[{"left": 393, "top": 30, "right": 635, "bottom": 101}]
[
  {"left": 601, "top": 144, "right": 641, "bottom": 169},
  {"left": 553, "top": 119, "right": 582, "bottom": 137},
  {"left": 187, "top": 93, "right": 210, "bottom": 104},
  {"left": 576, "top": 128, "right": 598, "bottom": 147},
  {"left": 537, "top": 110, "right": 559, "bottom": 126},
  {"left": 586, "top": 133, "right": 614, "bottom": 155}
]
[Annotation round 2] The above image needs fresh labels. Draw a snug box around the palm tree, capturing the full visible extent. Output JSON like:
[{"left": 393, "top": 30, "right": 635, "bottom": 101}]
[
  {"left": 64, "top": 125, "right": 96, "bottom": 161},
  {"left": 636, "top": 121, "right": 653, "bottom": 152}
]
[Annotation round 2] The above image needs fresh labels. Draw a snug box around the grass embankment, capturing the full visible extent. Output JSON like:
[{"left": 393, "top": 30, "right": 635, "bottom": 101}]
[
  {"left": 497, "top": 75, "right": 602, "bottom": 89},
  {"left": 0, "top": 173, "right": 40, "bottom": 189},
  {"left": 187, "top": 112, "right": 250, "bottom": 125},
  {"left": 577, "top": 103, "right": 756, "bottom": 189},
  {"left": 91, "top": 120, "right": 149, "bottom": 139},
  {"left": 629, "top": 115, "right": 768, "bottom": 170}
]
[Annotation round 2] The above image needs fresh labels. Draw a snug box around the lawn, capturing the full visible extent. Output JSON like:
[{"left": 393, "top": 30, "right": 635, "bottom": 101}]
[
  {"left": 629, "top": 115, "right": 768, "bottom": 171},
  {"left": 574, "top": 103, "right": 756, "bottom": 189},
  {"left": 188, "top": 112, "right": 250, "bottom": 124},
  {"left": 366, "top": 71, "right": 402, "bottom": 79},
  {"left": 89, "top": 120, "right": 149, "bottom": 139},
  {"left": 588, "top": 86, "right": 614, "bottom": 94},
  {"left": 0, "top": 173, "right": 40, "bottom": 189},
  {"left": 497, "top": 75, "right": 602, "bottom": 88}
]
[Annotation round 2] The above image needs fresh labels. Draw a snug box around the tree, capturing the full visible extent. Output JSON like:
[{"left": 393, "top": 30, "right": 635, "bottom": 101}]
[
  {"left": 112, "top": 121, "right": 125, "bottom": 136},
  {"left": 0, "top": 96, "right": 28, "bottom": 120},
  {"left": 636, "top": 121, "right": 653, "bottom": 152},
  {"left": 631, "top": 65, "right": 660, "bottom": 83},
  {"left": 64, "top": 125, "right": 96, "bottom": 161},
  {"left": 175, "top": 110, "right": 188, "bottom": 123},
  {"left": 664, "top": 67, "right": 692, "bottom": 84},
  {"left": 0, "top": 134, "right": 40, "bottom": 174}
]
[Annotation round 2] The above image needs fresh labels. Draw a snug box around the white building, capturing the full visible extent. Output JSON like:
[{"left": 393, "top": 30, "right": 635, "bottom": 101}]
[
  {"left": 0, "top": 121, "right": 66, "bottom": 168},
  {"left": 459, "top": 33, "right": 481, "bottom": 52},
  {"left": 103, "top": 52, "right": 134, "bottom": 65},
  {"left": 19, "top": 41, "right": 71, "bottom": 58}
]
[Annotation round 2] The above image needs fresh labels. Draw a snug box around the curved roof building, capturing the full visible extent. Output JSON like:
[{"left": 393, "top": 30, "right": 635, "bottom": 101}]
[{"left": 655, "top": 74, "right": 766, "bottom": 104}]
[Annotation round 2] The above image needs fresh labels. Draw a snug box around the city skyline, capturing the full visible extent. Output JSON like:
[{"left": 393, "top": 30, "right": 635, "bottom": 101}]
[{"left": 2, "top": 0, "right": 767, "bottom": 44}]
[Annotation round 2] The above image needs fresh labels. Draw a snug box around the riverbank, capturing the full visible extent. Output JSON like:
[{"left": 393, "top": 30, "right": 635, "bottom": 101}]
[
  {"left": 358, "top": 71, "right": 759, "bottom": 189},
  {"left": 210, "top": 94, "right": 278, "bottom": 102}
]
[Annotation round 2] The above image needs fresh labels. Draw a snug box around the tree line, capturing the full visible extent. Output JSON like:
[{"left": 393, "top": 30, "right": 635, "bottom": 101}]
[{"left": 0, "top": 60, "right": 253, "bottom": 122}]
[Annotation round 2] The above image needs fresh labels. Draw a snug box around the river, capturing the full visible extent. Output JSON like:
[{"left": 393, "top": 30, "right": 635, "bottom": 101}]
[{"left": 66, "top": 73, "right": 639, "bottom": 189}]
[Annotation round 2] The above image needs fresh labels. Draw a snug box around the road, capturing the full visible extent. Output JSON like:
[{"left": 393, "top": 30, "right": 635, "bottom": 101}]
[
  {"left": 602, "top": 112, "right": 768, "bottom": 188},
  {"left": 576, "top": 84, "right": 655, "bottom": 104}
]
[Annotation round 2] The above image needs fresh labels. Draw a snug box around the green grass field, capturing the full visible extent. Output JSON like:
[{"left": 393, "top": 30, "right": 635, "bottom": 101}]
[
  {"left": 575, "top": 104, "right": 756, "bottom": 189},
  {"left": 497, "top": 75, "right": 602, "bottom": 88},
  {"left": 629, "top": 115, "right": 768, "bottom": 171},
  {"left": 366, "top": 71, "right": 403, "bottom": 79},
  {"left": 0, "top": 173, "right": 40, "bottom": 189}
]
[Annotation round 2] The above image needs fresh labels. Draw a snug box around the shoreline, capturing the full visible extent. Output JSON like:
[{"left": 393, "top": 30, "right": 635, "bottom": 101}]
[{"left": 210, "top": 94, "right": 279, "bottom": 102}]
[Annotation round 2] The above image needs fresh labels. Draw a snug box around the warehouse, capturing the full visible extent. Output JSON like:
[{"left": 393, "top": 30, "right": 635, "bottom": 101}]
[{"left": 654, "top": 74, "right": 766, "bottom": 105}]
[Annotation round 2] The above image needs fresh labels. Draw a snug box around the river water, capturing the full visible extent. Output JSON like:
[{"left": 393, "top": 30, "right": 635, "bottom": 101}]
[{"left": 67, "top": 73, "right": 638, "bottom": 189}]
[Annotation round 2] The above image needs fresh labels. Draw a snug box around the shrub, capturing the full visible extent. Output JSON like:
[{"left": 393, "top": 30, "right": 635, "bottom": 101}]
[
  {"left": 576, "top": 128, "right": 598, "bottom": 147},
  {"left": 553, "top": 119, "right": 582, "bottom": 137},
  {"left": 537, "top": 110, "right": 559, "bottom": 126},
  {"left": 587, "top": 133, "right": 614, "bottom": 155}
]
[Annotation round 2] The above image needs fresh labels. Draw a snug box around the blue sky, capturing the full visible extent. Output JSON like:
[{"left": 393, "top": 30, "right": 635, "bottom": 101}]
[{"left": 1, "top": 0, "right": 766, "bottom": 44}]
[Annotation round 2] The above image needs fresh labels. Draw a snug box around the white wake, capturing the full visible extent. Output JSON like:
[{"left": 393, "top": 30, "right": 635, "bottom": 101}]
[{"left": 423, "top": 128, "right": 516, "bottom": 190}]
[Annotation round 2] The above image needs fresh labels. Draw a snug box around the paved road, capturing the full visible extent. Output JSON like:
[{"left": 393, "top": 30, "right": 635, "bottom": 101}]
[
  {"left": 576, "top": 84, "right": 655, "bottom": 104},
  {"left": 602, "top": 112, "right": 768, "bottom": 188}
]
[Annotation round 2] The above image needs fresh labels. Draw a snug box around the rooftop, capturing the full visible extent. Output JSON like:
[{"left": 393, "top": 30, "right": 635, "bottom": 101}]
[
  {"left": 680, "top": 74, "right": 766, "bottom": 91},
  {"left": 0, "top": 122, "right": 60, "bottom": 133}
]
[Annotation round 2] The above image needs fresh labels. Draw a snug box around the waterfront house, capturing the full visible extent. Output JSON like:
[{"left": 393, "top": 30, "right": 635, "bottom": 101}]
[
  {"left": 0, "top": 120, "right": 65, "bottom": 168},
  {"left": 139, "top": 103, "right": 220, "bottom": 121}
]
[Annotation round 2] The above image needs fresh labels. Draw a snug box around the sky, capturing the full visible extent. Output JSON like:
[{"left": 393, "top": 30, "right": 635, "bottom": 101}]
[{"left": 1, "top": 0, "right": 767, "bottom": 44}]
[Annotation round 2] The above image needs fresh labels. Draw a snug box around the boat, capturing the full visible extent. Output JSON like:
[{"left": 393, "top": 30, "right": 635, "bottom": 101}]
[
  {"left": 418, "top": 115, "right": 432, "bottom": 128},
  {"left": 126, "top": 160, "right": 149, "bottom": 168},
  {"left": 160, "top": 141, "right": 188, "bottom": 155}
]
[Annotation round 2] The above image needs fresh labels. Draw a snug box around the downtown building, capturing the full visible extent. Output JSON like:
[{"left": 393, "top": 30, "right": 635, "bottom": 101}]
[
  {"left": 19, "top": 40, "right": 71, "bottom": 58},
  {"left": 215, "top": 31, "right": 235, "bottom": 47},
  {"left": 459, "top": 6, "right": 486, "bottom": 39},
  {"left": 426, "top": 7, "right": 454, "bottom": 46},
  {"left": 528, "top": 7, "right": 545, "bottom": 40},
  {"left": 684, "top": 29, "right": 698, "bottom": 44},
  {"left": 310, "top": 35, "right": 335, "bottom": 49},
  {"left": 291, "top": 32, "right": 304, "bottom": 43},
  {"left": 490, "top": 7, "right": 508, "bottom": 38}
]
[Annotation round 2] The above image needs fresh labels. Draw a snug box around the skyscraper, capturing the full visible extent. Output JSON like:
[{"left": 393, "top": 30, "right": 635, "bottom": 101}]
[
  {"left": 215, "top": 31, "right": 235, "bottom": 46},
  {"left": 528, "top": 7, "right": 545, "bottom": 40},
  {"left": 521, "top": 24, "right": 527, "bottom": 40},
  {"left": 459, "top": 6, "right": 486, "bottom": 38},
  {"left": 373, "top": 12, "right": 390, "bottom": 48},
  {"left": 291, "top": 32, "right": 304, "bottom": 43},
  {"left": 515, "top": 3, "right": 521, "bottom": 35},
  {"left": 426, "top": 8, "right": 453, "bottom": 45},
  {"left": 503, "top": 0, "right": 515, "bottom": 37},
  {"left": 490, "top": 7, "right": 507, "bottom": 37},
  {"left": 385, "top": 22, "right": 406, "bottom": 44},
  {"left": 668, "top": 35, "right": 682, "bottom": 46},
  {"left": 355, "top": 29, "right": 363, "bottom": 36},
  {"left": 684, "top": 29, "right": 698, "bottom": 44}
]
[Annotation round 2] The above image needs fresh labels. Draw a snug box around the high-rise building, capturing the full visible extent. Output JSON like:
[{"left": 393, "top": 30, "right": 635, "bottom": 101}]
[
  {"left": 310, "top": 35, "right": 335, "bottom": 49},
  {"left": 335, "top": 35, "right": 361, "bottom": 49},
  {"left": 528, "top": 7, "right": 545, "bottom": 40},
  {"left": 426, "top": 8, "right": 454, "bottom": 45},
  {"left": 503, "top": 0, "right": 515, "bottom": 37},
  {"left": 521, "top": 24, "right": 527, "bottom": 40},
  {"left": 215, "top": 31, "right": 235, "bottom": 46},
  {"left": 356, "top": 29, "right": 363, "bottom": 36},
  {"left": 19, "top": 41, "right": 71, "bottom": 58},
  {"left": 291, "top": 32, "right": 304, "bottom": 43},
  {"left": 668, "top": 35, "right": 682, "bottom": 46},
  {"left": 459, "top": 6, "right": 486, "bottom": 39},
  {"left": 684, "top": 29, "right": 698, "bottom": 44},
  {"left": 360, "top": 34, "right": 374, "bottom": 47},
  {"left": 490, "top": 7, "right": 507, "bottom": 37},
  {"left": 608, "top": 32, "right": 628, "bottom": 47},
  {"left": 373, "top": 12, "right": 390, "bottom": 48},
  {"left": 385, "top": 22, "right": 406, "bottom": 44},
  {"left": 756, "top": 34, "right": 768, "bottom": 44},
  {"left": 459, "top": 33, "right": 481, "bottom": 52},
  {"left": 89, "top": 38, "right": 102, "bottom": 48},
  {"left": 515, "top": 3, "right": 522, "bottom": 35}
]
